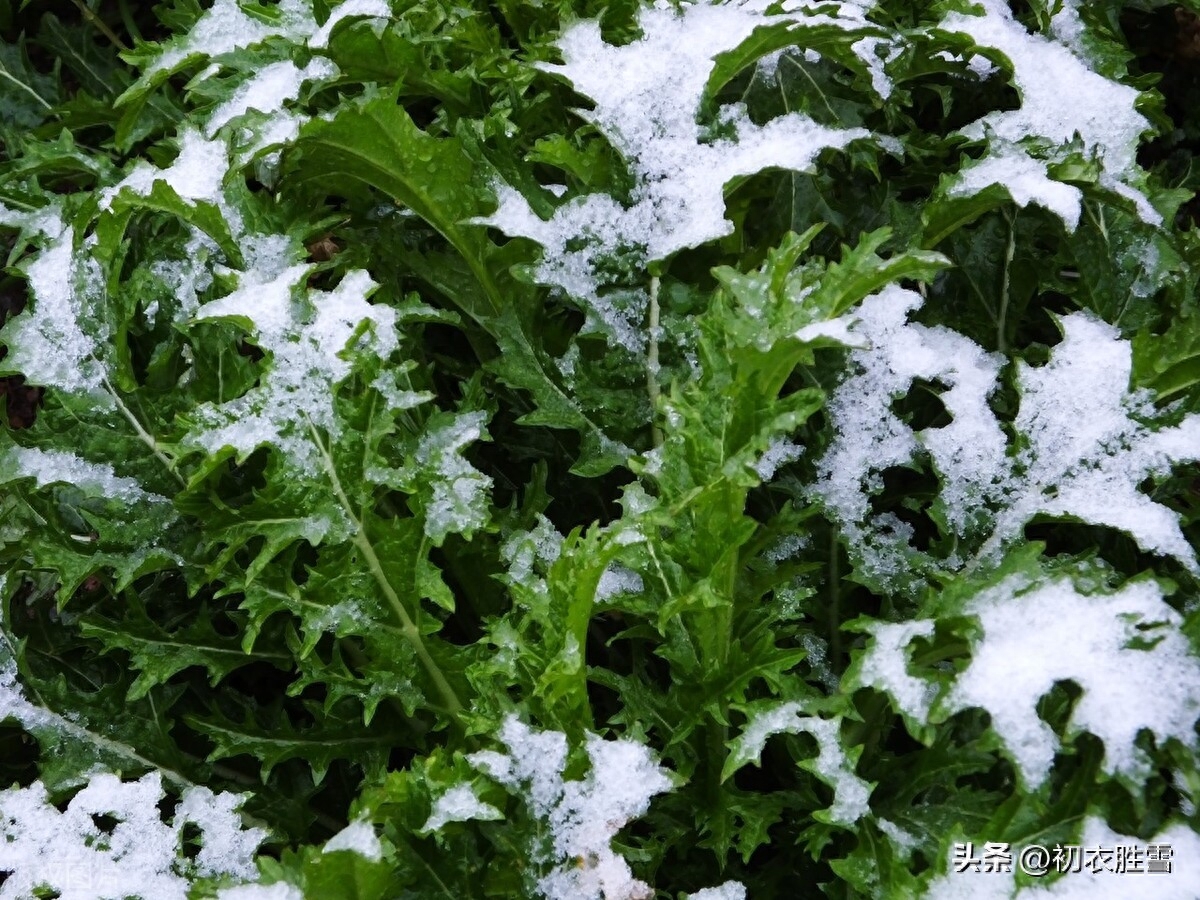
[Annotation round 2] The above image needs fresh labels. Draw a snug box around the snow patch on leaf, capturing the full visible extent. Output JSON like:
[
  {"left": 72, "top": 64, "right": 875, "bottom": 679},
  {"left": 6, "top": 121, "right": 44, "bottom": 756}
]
[
  {"left": 2, "top": 447, "right": 167, "bottom": 506},
  {"left": 0, "top": 206, "right": 110, "bottom": 396},
  {"left": 101, "top": 130, "right": 229, "bottom": 212},
  {"left": 479, "top": 0, "right": 870, "bottom": 349},
  {"left": 687, "top": 882, "right": 747, "bottom": 900},
  {"left": 206, "top": 58, "right": 339, "bottom": 135},
  {"left": 0, "top": 772, "right": 265, "bottom": 900},
  {"left": 322, "top": 818, "right": 382, "bottom": 861},
  {"left": 422, "top": 784, "right": 503, "bottom": 832},
  {"left": 468, "top": 716, "right": 672, "bottom": 900},
  {"left": 946, "top": 143, "right": 1083, "bottom": 230},
  {"left": 187, "top": 257, "right": 398, "bottom": 468},
  {"left": 813, "top": 288, "right": 1200, "bottom": 587},
  {"left": 311, "top": 0, "right": 391, "bottom": 48},
  {"left": 413, "top": 411, "right": 494, "bottom": 544},
  {"left": 940, "top": 0, "right": 1159, "bottom": 226},
  {"left": 947, "top": 573, "right": 1200, "bottom": 787},
  {"left": 726, "top": 703, "right": 871, "bottom": 825},
  {"left": 924, "top": 816, "right": 1200, "bottom": 898}
]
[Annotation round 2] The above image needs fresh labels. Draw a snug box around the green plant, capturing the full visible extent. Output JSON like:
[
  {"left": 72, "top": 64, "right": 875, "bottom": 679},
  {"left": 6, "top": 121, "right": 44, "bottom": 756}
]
[{"left": 1, "top": 0, "right": 1200, "bottom": 897}]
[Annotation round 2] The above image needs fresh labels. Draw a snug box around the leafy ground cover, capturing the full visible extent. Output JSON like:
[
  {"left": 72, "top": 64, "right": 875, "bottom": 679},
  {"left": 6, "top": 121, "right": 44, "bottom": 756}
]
[{"left": 2, "top": 0, "right": 1200, "bottom": 897}]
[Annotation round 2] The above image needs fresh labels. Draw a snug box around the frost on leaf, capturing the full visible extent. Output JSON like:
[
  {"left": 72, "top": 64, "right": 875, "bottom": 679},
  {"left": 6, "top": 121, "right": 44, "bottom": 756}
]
[
  {"left": 726, "top": 703, "right": 871, "bottom": 826},
  {"left": 938, "top": 0, "right": 1160, "bottom": 227},
  {"left": 860, "top": 572, "right": 1200, "bottom": 790},
  {"left": 479, "top": 0, "right": 870, "bottom": 350},
  {"left": 186, "top": 245, "right": 398, "bottom": 468},
  {"left": 812, "top": 287, "right": 1200, "bottom": 588},
  {"left": 466, "top": 716, "right": 672, "bottom": 900},
  {"left": 0, "top": 772, "right": 265, "bottom": 900}
]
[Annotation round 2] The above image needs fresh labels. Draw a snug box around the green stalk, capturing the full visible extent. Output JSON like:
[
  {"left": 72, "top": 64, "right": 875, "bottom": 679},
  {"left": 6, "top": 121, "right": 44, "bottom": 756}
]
[{"left": 306, "top": 419, "right": 464, "bottom": 719}]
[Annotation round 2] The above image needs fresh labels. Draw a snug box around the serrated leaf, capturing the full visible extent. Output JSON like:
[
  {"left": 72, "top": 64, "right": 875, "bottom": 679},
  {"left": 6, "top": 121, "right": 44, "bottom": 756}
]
[
  {"left": 79, "top": 599, "right": 288, "bottom": 700},
  {"left": 186, "top": 699, "right": 399, "bottom": 784}
]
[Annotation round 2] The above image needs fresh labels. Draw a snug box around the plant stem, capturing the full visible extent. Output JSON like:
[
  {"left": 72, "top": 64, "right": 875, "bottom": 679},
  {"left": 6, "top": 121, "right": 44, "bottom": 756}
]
[
  {"left": 829, "top": 529, "right": 842, "bottom": 670},
  {"left": 648, "top": 275, "right": 663, "bottom": 448},
  {"left": 997, "top": 207, "right": 1016, "bottom": 353},
  {"left": 102, "top": 377, "right": 187, "bottom": 487},
  {"left": 71, "top": 0, "right": 129, "bottom": 51},
  {"left": 306, "top": 419, "right": 464, "bottom": 719}
]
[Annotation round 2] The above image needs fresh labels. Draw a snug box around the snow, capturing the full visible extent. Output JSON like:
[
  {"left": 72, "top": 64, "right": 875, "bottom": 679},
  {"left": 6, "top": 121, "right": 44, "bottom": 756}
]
[
  {"left": 501, "top": 515, "right": 564, "bottom": 591},
  {"left": 144, "top": 0, "right": 313, "bottom": 76},
  {"left": 856, "top": 619, "right": 937, "bottom": 720},
  {"left": 414, "top": 412, "right": 494, "bottom": 544},
  {"left": 876, "top": 818, "right": 920, "bottom": 854},
  {"left": 422, "top": 784, "right": 503, "bottom": 832},
  {"left": 0, "top": 772, "right": 265, "bottom": 900},
  {"left": 4, "top": 447, "right": 165, "bottom": 505},
  {"left": 810, "top": 286, "right": 1006, "bottom": 586},
  {"left": 947, "top": 143, "right": 1083, "bottom": 231},
  {"left": 947, "top": 573, "right": 1200, "bottom": 788},
  {"left": 765, "top": 534, "right": 807, "bottom": 563},
  {"left": 218, "top": 886, "right": 303, "bottom": 900},
  {"left": 139, "top": 0, "right": 389, "bottom": 78},
  {"left": 187, "top": 255, "right": 399, "bottom": 470},
  {"left": 149, "top": 229, "right": 219, "bottom": 321},
  {"left": 468, "top": 716, "right": 672, "bottom": 900},
  {"left": 101, "top": 130, "right": 229, "bottom": 211},
  {"left": 206, "top": 58, "right": 339, "bottom": 135},
  {"left": 754, "top": 438, "right": 804, "bottom": 480},
  {"left": 0, "top": 206, "right": 108, "bottom": 396},
  {"left": 940, "top": 0, "right": 1160, "bottom": 226},
  {"left": 323, "top": 819, "right": 383, "bottom": 861},
  {"left": 478, "top": 0, "right": 871, "bottom": 349},
  {"left": 688, "top": 883, "right": 747, "bottom": 900},
  {"left": 984, "top": 314, "right": 1200, "bottom": 571},
  {"left": 310, "top": 0, "right": 391, "bottom": 48},
  {"left": 1048, "top": 0, "right": 1087, "bottom": 58},
  {"left": 813, "top": 288, "right": 1200, "bottom": 586},
  {"left": 595, "top": 564, "right": 644, "bottom": 602},
  {"left": 729, "top": 703, "right": 871, "bottom": 825}
]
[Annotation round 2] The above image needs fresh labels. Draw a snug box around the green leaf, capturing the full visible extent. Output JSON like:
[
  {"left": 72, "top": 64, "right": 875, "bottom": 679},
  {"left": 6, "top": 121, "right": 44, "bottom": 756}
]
[
  {"left": 79, "top": 598, "right": 289, "bottom": 701},
  {"left": 284, "top": 94, "right": 506, "bottom": 322},
  {"left": 0, "top": 38, "right": 58, "bottom": 127},
  {"left": 186, "top": 699, "right": 400, "bottom": 784}
]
